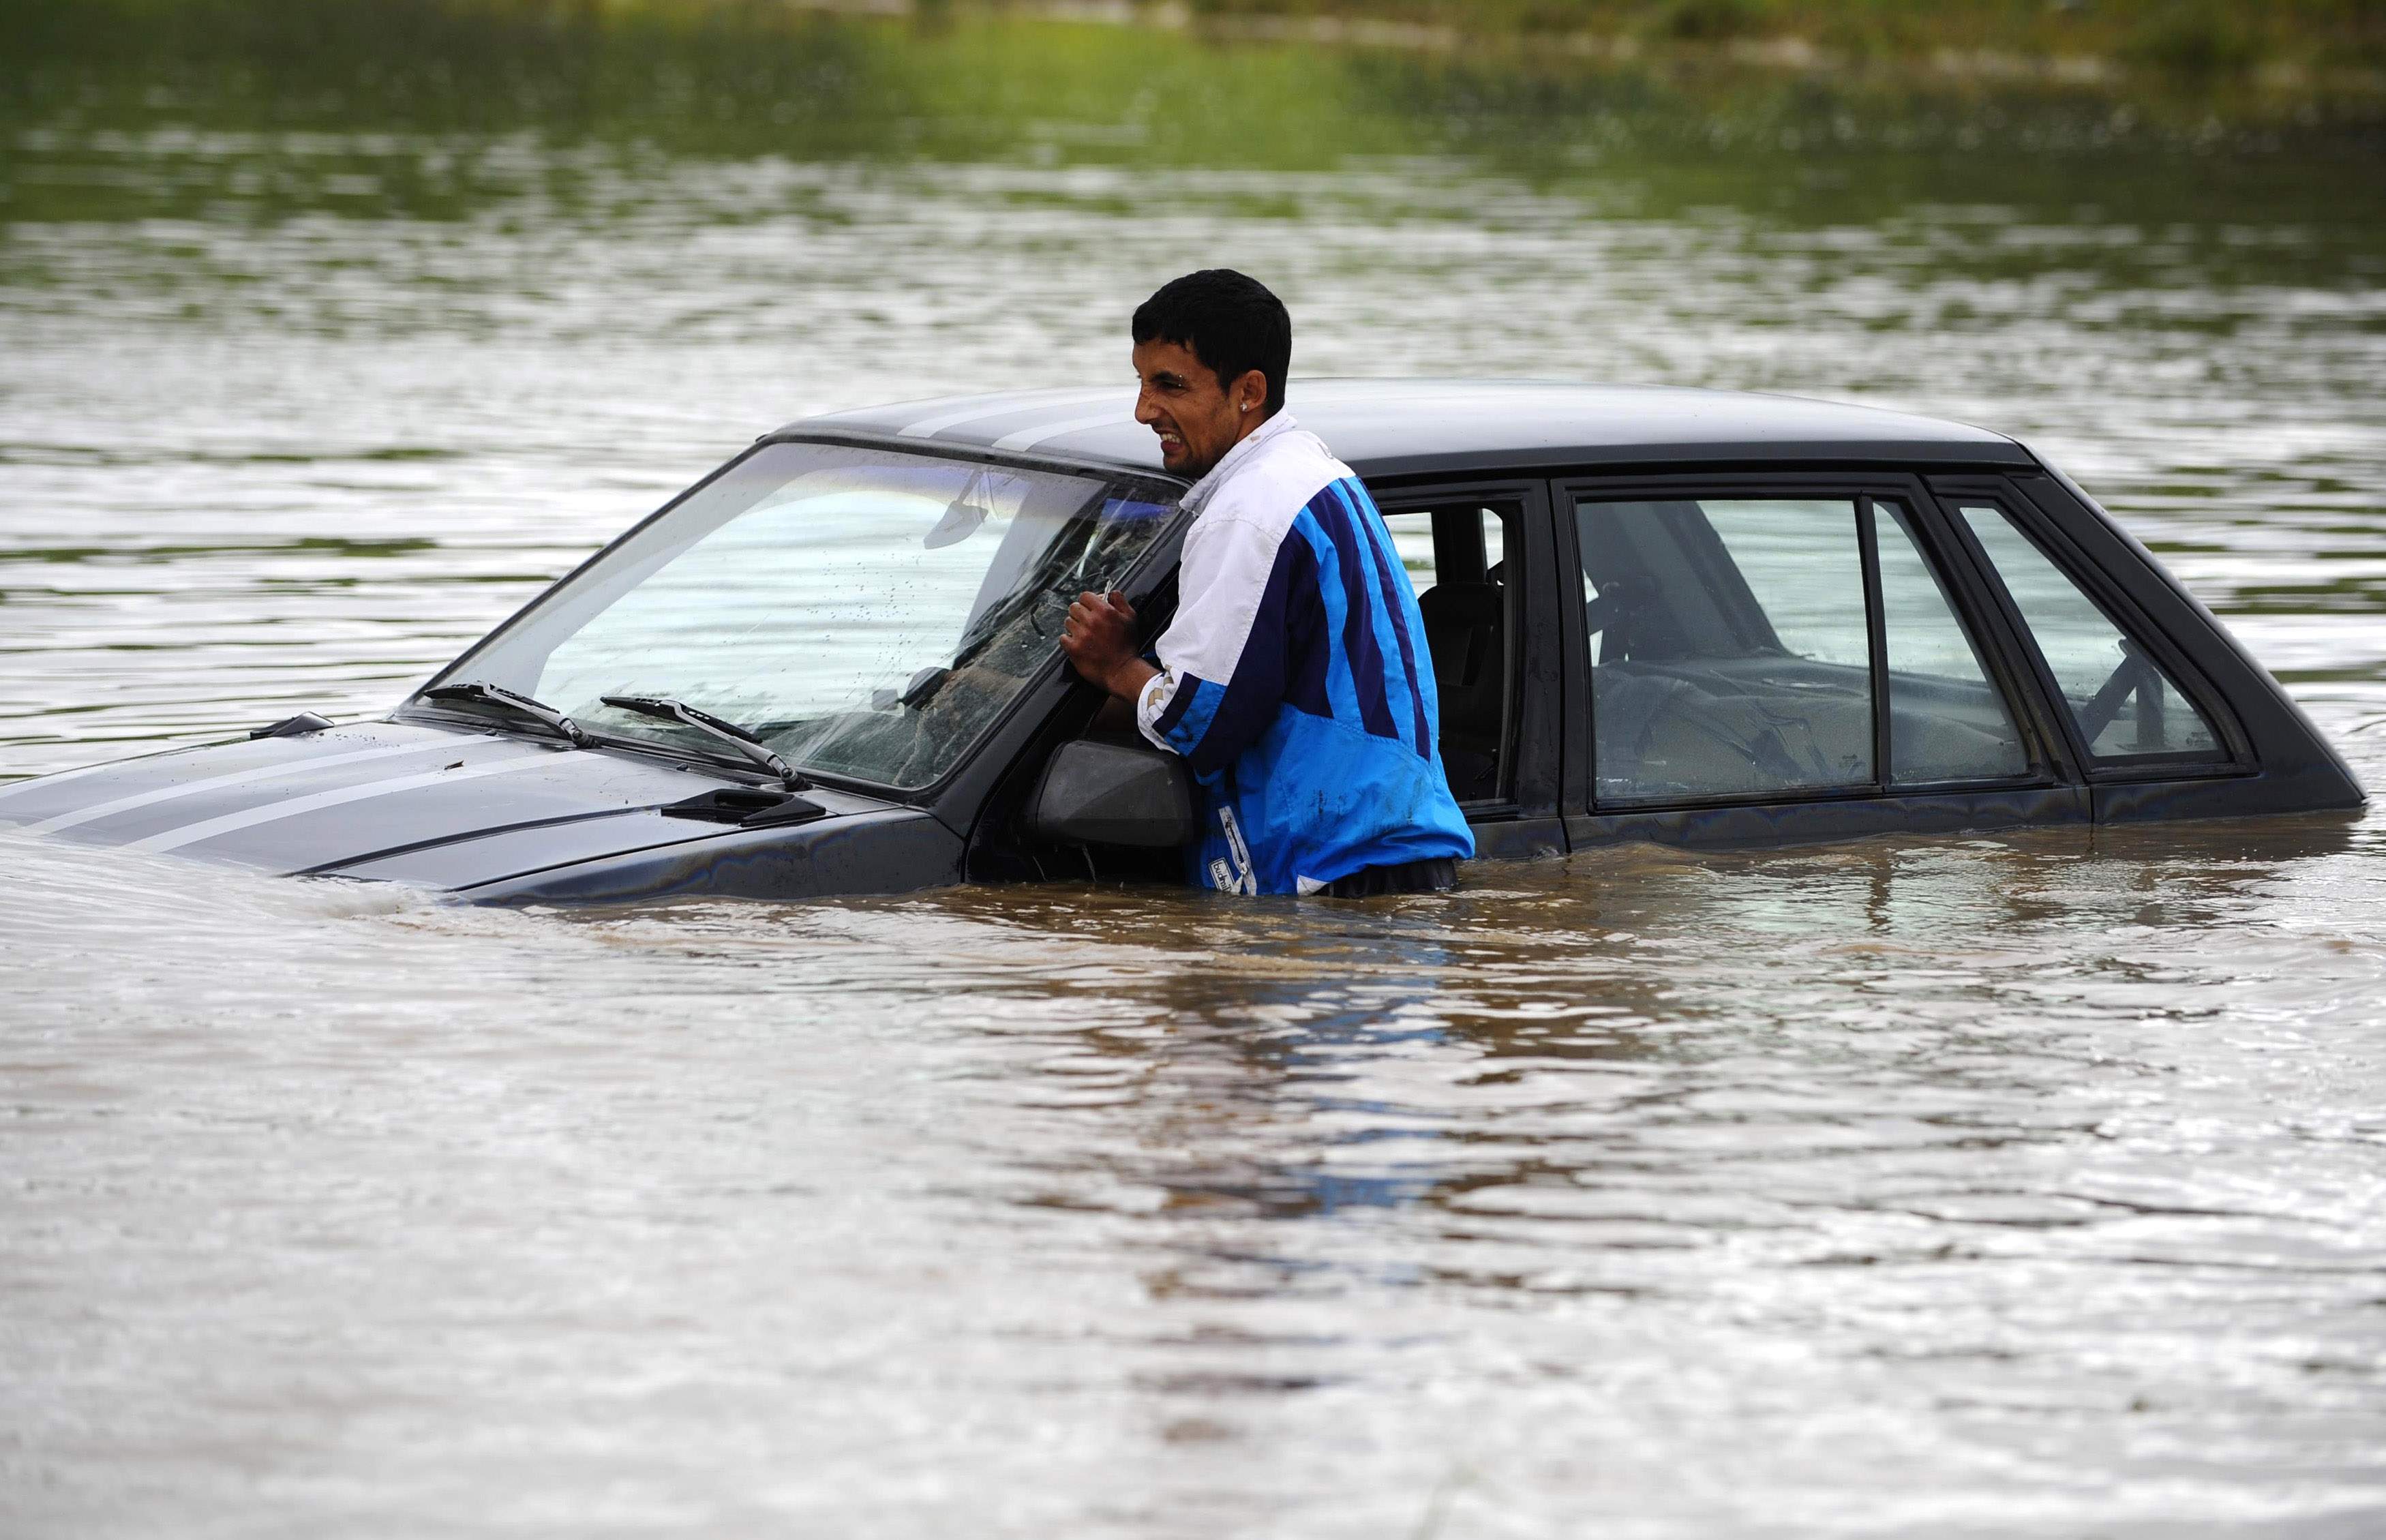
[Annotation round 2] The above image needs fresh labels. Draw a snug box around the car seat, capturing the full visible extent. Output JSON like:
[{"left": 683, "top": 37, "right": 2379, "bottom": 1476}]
[{"left": 1417, "top": 579, "right": 1506, "bottom": 800}]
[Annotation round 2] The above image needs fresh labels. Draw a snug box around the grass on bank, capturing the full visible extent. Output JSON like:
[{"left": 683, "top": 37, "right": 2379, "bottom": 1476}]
[
  {"left": 3, "top": 0, "right": 2379, "bottom": 245},
  {"left": 4, "top": 0, "right": 2382, "bottom": 160},
  {"left": 1181, "top": 0, "right": 2384, "bottom": 78},
  {"left": 12, "top": 0, "right": 2386, "bottom": 82}
]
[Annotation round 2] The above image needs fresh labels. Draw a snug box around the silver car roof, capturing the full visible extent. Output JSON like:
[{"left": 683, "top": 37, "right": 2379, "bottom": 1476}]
[{"left": 783, "top": 378, "right": 2033, "bottom": 479}]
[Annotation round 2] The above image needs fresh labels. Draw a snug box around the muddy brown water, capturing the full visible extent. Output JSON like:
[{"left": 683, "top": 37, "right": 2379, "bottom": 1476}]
[{"left": 3, "top": 24, "right": 2385, "bottom": 1537}]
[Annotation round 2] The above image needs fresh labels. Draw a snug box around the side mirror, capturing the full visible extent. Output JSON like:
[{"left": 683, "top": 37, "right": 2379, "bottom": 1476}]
[{"left": 1029, "top": 740, "right": 1196, "bottom": 848}]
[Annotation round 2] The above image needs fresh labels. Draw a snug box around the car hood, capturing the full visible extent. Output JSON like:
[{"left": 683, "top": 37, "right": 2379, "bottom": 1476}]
[{"left": 0, "top": 721, "right": 907, "bottom": 892}]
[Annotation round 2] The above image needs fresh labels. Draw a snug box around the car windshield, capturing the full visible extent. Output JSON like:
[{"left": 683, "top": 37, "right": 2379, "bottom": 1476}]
[{"left": 418, "top": 441, "right": 1179, "bottom": 790}]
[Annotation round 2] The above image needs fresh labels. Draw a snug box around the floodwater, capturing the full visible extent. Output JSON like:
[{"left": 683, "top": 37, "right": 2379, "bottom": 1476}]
[{"left": 4, "top": 14, "right": 2386, "bottom": 1536}]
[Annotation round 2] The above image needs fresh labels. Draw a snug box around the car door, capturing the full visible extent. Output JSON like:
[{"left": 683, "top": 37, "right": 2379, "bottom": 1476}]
[
  {"left": 1370, "top": 478, "right": 1567, "bottom": 861},
  {"left": 1554, "top": 470, "right": 2094, "bottom": 850}
]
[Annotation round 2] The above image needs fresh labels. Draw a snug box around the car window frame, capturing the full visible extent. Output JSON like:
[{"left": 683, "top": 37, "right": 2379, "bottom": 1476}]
[
  {"left": 1367, "top": 475, "right": 1565, "bottom": 857},
  {"left": 1871, "top": 481, "right": 2084, "bottom": 789},
  {"left": 1924, "top": 474, "right": 2252, "bottom": 781},
  {"left": 1551, "top": 468, "right": 2072, "bottom": 825}
]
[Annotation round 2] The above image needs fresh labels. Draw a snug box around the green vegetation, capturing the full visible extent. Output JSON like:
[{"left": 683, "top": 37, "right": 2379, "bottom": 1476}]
[
  {"left": 7, "top": 0, "right": 2380, "bottom": 149},
  {"left": 0, "top": 0, "right": 2376, "bottom": 236},
  {"left": 1186, "top": 0, "right": 2386, "bottom": 79},
  {"left": 9, "top": 0, "right": 2385, "bottom": 106},
  {"left": 0, "top": 1, "right": 1418, "bottom": 171}
]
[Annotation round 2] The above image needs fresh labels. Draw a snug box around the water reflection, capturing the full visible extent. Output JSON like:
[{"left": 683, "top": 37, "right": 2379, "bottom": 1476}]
[{"left": 751, "top": 812, "right": 2385, "bottom": 1306}]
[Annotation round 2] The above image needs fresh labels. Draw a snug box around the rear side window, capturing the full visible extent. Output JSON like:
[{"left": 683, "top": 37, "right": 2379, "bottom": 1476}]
[
  {"left": 1576, "top": 494, "right": 2029, "bottom": 806},
  {"left": 1957, "top": 504, "right": 2220, "bottom": 762}
]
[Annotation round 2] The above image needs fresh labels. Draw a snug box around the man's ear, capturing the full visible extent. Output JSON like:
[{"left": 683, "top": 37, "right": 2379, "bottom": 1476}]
[{"left": 1231, "top": 367, "right": 1269, "bottom": 418}]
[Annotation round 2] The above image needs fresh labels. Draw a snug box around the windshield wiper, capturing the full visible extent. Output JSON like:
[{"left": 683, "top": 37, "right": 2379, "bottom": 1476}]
[
  {"left": 599, "top": 695, "right": 811, "bottom": 790},
  {"left": 419, "top": 681, "right": 593, "bottom": 747}
]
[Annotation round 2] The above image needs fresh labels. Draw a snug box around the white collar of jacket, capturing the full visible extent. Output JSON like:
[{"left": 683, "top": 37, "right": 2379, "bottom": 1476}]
[{"left": 1180, "top": 409, "right": 1300, "bottom": 517}]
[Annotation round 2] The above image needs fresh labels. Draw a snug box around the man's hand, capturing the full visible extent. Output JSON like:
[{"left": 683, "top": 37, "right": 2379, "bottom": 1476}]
[{"left": 1059, "top": 589, "right": 1159, "bottom": 704}]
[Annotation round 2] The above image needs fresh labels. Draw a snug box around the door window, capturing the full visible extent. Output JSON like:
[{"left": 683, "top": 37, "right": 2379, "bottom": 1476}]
[
  {"left": 1381, "top": 504, "right": 1516, "bottom": 803},
  {"left": 1578, "top": 497, "right": 1874, "bottom": 802},
  {"left": 1576, "top": 492, "right": 2038, "bottom": 807},
  {"left": 1957, "top": 504, "right": 2220, "bottom": 761},
  {"left": 1878, "top": 503, "right": 2029, "bottom": 783}
]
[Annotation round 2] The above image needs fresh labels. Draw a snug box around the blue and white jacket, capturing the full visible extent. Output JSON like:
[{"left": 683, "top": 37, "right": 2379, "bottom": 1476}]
[{"left": 1136, "top": 412, "right": 1474, "bottom": 896}]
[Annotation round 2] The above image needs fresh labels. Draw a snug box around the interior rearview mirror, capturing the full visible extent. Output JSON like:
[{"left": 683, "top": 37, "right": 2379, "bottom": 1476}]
[{"left": 1029, "top": 740, "right": 1196, "bottom": 848}]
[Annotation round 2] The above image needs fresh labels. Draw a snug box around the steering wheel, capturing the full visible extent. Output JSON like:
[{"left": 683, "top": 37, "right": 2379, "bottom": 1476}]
[
  {"left": 1584, "top": 575, "right": 1644, "bottom": 661},
  {"left": 2073, "top": 641, "right": 2155, "bottom": 744}
]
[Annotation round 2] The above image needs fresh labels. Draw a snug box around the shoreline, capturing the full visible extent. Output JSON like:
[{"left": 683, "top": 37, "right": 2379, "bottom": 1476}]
[{"left": 8, "top": 0, "right": 2383, "bottom": 152}]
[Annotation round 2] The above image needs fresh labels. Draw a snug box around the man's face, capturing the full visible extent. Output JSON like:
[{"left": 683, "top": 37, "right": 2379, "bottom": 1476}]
[{"left": 1132, "top": 338, "right": 1260, "bottom": 480}]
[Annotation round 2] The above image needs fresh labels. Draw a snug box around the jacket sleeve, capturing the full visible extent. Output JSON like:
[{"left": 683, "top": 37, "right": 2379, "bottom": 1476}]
[{"left": 1136, "top": 510, "right": 1318, "bottom": 779}]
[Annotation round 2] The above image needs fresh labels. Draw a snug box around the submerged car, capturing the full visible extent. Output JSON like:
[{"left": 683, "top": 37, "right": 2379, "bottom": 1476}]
[{"left": 0, "top": 382, "right": 2362, "bottom": 904}]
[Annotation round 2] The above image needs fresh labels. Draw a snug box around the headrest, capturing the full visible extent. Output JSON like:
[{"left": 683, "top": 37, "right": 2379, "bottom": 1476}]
[{"left": 1418, "top": 582, "right": 1504, "bottom": 626}]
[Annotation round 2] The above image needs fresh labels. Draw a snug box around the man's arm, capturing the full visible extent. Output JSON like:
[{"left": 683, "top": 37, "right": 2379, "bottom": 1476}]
[{"left": 1061, "top": 513, "right": 1305, "bottom": 776}]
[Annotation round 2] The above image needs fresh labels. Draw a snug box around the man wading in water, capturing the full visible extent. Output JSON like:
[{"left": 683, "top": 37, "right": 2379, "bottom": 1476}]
[{"left": 1057, "top": 269, "right": 1473, "bottom": 897}]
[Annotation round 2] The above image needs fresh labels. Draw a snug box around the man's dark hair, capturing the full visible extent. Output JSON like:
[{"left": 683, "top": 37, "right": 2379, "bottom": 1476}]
[{"left": 1131, "top": 269, "right": 1292, "bottom": 415}]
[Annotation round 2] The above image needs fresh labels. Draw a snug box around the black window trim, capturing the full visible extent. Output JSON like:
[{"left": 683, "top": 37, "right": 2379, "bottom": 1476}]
[
  {"left": 1856, "top": 492, "right": 1894, "bottom": 791},
  {"left": 1552, "top": 468, "right": 2066, "bottom": 819},
  {"left": 1924, "top": 475, "right": 2252, "bottom": 781}
]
